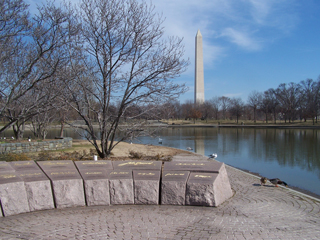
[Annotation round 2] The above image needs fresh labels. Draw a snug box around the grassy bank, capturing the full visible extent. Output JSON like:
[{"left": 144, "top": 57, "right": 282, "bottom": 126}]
[
  {"left": 0, "top": 139, "right": 194, "bottom": 162},
  {"left": 160, "top": 119, "right": 320, "bottom": 127}
]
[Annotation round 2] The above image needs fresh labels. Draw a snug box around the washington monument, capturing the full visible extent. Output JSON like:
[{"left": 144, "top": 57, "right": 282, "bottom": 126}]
[{"left": 195, "top": 29, "right": 204, "bottom": 105}]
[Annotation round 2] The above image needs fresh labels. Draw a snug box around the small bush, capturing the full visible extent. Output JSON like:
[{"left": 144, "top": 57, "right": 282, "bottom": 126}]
[
  {"left": 154, "top": 153, "right": 164, "bottom": 161},
  {"left": 129, "top": 150, "right": 144, "bottom": 159},
  {"left": 37, "top": 152, "right": 53, "bottom": 161},
  {"left": 36, "top": 149, "right": 98, "bottom": 161},
  {"left": 0, "top": 153, "right": 31, "bottom": 162},
  {"left": 161, "top": 155, "right": 172, "bottom": 161}
]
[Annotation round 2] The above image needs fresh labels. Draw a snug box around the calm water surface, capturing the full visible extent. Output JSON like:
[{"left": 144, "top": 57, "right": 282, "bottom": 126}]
[
  {"left": 136, "top": 127, "right": 320, "bottom": 196},
  {"left": 2, "top": 127, "right": 320, "bottom": 196}
]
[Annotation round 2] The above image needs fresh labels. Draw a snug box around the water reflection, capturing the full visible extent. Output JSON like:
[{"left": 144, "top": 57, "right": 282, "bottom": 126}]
[{"left": 147, "top": 127, "right": 320, "bottom": 195}]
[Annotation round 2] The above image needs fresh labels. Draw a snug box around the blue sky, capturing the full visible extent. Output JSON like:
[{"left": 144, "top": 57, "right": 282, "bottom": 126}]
[
  {"left": 150, "top": 0, "right": 320, "bottom": 103},
  {"left": 27, "top": 0, "right": 320, "bottom": 103}
]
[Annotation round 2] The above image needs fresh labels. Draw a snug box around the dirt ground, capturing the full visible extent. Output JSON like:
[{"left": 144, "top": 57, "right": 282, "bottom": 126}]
[{"left": 61, "top": 139, "right": 195, "bottom": 161}]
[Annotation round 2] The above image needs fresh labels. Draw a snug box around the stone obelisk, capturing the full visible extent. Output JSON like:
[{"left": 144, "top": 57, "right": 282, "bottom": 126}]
[{"left": 195, "top": 29, "right": 204, "bottom": 105}]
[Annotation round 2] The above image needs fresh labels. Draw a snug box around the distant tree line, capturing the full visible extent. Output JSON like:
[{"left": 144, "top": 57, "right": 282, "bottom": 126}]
[{"left": 163, "top": 77, "right": 320, "bottom": 125}]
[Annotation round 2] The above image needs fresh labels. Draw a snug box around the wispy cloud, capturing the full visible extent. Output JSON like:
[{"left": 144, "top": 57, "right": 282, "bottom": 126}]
[
  {"left": 219, "top": 28, "right": 262, "bottom": 51},
  {"left": 28, "top": 0, "right": 299, "bottom": 79},
  {"left": 153, "top": 0, "right": 298, "bottom": 61},
  {"left": 247, "top": 0, "right": 298, "bottom": 31},
  {"left": 224, "top": 92, "right": 243, "bottom": 98}
]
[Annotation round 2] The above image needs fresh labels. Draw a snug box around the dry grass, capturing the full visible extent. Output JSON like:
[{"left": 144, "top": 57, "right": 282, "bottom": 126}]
[{"left": 18, "top": 139, "right": 193, "bottom": 161}]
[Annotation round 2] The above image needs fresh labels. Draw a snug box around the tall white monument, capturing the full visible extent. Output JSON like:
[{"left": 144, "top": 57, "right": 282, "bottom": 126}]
[{"left": 195, "top": 29, "right": 205, "bottom": 105}]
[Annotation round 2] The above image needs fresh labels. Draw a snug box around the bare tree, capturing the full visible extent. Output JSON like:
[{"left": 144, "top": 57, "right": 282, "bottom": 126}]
[
  {"left": 158, "top": 101, "right": 180, "bottom": 121},
  {"left": 0, "top": 0, "right": 29, "bottom": 68},
  {"left": 247, "top": 91, "right": 262, "bottom": 123},
  {"left": 181, "top": 100, "right": 195, "bottom": 120},
  {"left": 199, "top": 101, "right": 213, "bottom": 122},
  {"left": 189, "top": 108, "right": 202, "bottom": 124},
  {"left": 219, "top": 96, "right": 230, "bottom": 120},
  {"left": 0, "top": 1, "right": 79, "bottom": 137},
  {"left": 64, "top": 0, "right": 188, "bottom": 158},
  {"left": 209, "top": 96, "right": 220, "bottom": 120},
  {"left": 299, "top": 78, "right": 320, "bottom": 124},
  {"left": 274, "top": 83, "right": 301, "bottom": 123},
  {"left": 229, "top": 98, "right": 245, "bottom": 124},
  {"left": 265, "top": 89, "right": 279, "bottom": 124}
]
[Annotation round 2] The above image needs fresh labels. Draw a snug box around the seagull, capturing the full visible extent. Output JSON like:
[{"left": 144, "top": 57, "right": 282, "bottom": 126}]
[
  {"left": 186, "top": 147, "right": 193, "bottom": 150},
  {"left": 208, "top": 153, "right": 218, "bottom": 159},
  {"left": 158, "top": 138, "right": 162, "bottom": 144}
]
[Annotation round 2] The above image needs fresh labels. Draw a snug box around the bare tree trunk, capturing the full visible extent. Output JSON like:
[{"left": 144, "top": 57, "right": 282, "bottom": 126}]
[{"left": 60, "top": 120, "right": 65, "bottom": 138}]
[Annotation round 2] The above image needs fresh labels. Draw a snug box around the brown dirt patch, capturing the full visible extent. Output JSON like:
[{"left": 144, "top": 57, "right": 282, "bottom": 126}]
[{"left": 25, "top": 139, "right": 194, "bottom": 161}]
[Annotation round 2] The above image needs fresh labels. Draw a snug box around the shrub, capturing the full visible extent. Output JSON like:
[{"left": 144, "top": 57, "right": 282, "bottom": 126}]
[
  {"left": 36, "top": 149, "right": 98, "bottom": 161},
  {"left": 0, "top": 153, "right": 31, "bottom": 162},
  {"left": 129, "top": 150, "right": 144, "bottom": 159}
]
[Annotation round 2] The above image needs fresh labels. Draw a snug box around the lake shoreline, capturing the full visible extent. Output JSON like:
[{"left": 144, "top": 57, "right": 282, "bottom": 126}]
[
  {"left": 228, "top": 163, "right": 320, "bottom": 201},
  {"left": 163, "top": 123, "right": 320, "bottom": 129}
]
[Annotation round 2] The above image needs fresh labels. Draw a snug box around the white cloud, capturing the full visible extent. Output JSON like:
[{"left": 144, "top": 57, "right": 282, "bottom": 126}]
[
  {"left": 27, "top": 0, "right": 299, "bottom": 78},
  {"left": 248, "top": 0, "right": 272, "bottom": 24},
  {"left": 220, "top": 28, "right": 262, "bottom": 51},
  {"left": 246, "top": 0, "right": 299, "bottom": 32},
  {"left": 223, "top": 92, "right": 243, "bottom": 98}
]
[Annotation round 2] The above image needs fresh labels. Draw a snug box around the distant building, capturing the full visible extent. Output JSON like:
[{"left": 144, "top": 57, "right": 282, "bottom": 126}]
[{"left": 194, "top": 29, "right": 204, "bottom": 105}]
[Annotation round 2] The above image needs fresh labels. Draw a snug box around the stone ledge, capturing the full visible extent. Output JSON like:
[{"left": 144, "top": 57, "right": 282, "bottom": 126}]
[
  {"left": 0, "top": 138, "right": 73, "bottom": 154},
  {"left": 0, "top": 159, "right": 233, "bottom": 217}
]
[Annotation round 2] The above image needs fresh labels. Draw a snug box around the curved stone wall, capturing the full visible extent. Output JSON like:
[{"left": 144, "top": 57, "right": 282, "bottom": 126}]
[
  {"left": 0, "top": 138, "right": 72, "bottom": 154},
  {"left": 0, "top": 160, "right": 233, "bottom": 217}
]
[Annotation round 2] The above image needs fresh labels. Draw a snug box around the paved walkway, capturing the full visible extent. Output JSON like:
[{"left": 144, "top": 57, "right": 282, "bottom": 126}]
[{"left": 0, "top": 154, "right": 319, "bottom": 239}]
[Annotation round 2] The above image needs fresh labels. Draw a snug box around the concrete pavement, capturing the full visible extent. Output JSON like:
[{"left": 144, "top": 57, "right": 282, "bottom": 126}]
[{"left": 0, "top": 154, "right": 319, "bottom": 239}]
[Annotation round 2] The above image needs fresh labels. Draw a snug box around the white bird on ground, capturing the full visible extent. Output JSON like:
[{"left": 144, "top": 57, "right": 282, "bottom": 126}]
[{"left": 208, "top": 153, "right": 218, "bottom": 159}]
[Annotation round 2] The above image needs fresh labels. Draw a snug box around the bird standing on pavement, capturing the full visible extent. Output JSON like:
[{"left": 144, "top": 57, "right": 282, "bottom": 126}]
[
  {"left": 260, "top": 177, "right": 268, "bottom": 186},
  {"left": 208, "top": 153, "right": 218, "bottom": 159},
  {"left": 269, "top": 178, "right": 288, "bottom": 187}
]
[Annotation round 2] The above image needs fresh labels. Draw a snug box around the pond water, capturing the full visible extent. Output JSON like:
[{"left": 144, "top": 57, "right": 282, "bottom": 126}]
[
  {"left": 1, "top": 126, "right": 320, "bottom": 197},
  {"left": 143, "top": 127, "right": 320, "bottom": 197}
]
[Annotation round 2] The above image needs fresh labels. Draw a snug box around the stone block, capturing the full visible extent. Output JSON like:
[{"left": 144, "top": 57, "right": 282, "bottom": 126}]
[
  {"left": 112, "top": 160, "right": 162, "bottom": 171},
  {"left": 163, "top": 161, "right": 223, "bottom": 173},
  {"left": 0, "top": 162, "right": 15, "bottom": 173},
  {"left": 210, "top": 163, "right": 233, "bottom": 206},
  {"left": 186, "top": 165, "right": 233, "bottom": 207},
  {"left": 44, "top": 170, "right": 85, "bottom": 209},
  {"left": 37, "top": 160, "right": 76, "bottom": 171},
  {"left": 9, "top": 161, "right": 41, "bottom": 172},
  {"left": 161, "top": 171, "right": 190, "bottom": 205},
  {"left": 109, "top": 171, "right": 134, "bottom": 205},
  {"left": 186, "top": 172, "right": 217, "bottom": 207},
  {"left": 0, "top": 173, "right": 30, "bottom": 216},
  {"left": 17, "top": 170, "right": 54, "bottom": 211},
  {"left": 78, "top": 169, "right": 111, "bottom": 206},
  {"left": 75, "top": 160, "right": 113, "bottom": 171},
  {"left": 133, "top": 170, "right": 160, "bottom": 205}
]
